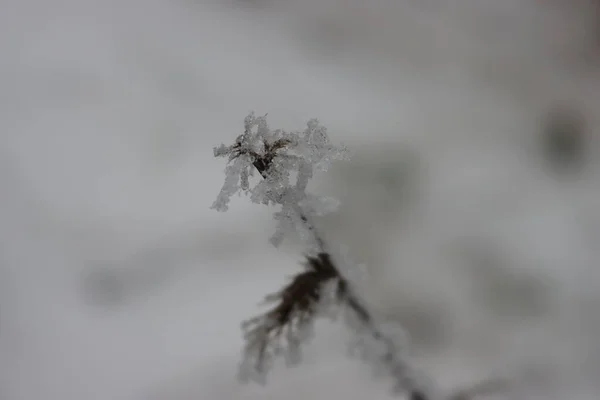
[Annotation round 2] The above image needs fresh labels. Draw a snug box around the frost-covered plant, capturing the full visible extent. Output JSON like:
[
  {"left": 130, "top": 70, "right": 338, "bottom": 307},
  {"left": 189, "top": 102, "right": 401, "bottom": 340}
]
[{"left": 211, "top": 113, "right": 505, "bottom": 400}]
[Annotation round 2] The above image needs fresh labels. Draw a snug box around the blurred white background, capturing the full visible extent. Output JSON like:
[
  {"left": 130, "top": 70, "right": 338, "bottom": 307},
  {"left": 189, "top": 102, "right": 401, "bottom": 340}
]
[{"left": 2, "top": 0, "right": 600, "bottom": 399}]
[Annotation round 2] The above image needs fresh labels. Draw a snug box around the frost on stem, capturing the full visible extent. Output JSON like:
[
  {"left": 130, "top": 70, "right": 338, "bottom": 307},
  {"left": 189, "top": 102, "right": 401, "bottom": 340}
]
[{"left": 211, "top": 113, "right": 435, "bottom": 400}]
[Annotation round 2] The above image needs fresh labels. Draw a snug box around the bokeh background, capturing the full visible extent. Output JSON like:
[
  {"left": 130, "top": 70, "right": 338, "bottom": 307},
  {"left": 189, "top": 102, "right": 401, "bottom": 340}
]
[{"left": 3, "top": 0, "right": 600, "bottom": 399}]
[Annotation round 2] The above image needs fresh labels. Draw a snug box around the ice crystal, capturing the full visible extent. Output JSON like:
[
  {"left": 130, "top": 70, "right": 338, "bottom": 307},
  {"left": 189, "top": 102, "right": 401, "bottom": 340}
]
[{"left": 211, "top": 112, "right": 348, "bottom": 246}]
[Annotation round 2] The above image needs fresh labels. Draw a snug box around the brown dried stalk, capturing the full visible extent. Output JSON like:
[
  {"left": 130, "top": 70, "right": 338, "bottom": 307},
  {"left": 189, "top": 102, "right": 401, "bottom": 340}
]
[
  {"left": 230, "top": 129, "right": 506, "bottom": 400},
  {"left": 233, "top": 135, "right": 429, "bottom": 400}
]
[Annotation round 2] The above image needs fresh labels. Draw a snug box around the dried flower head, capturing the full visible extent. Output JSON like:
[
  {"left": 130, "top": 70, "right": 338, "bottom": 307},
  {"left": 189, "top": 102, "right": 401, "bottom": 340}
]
[{"left": 211, "top": 112, "right": 348, "bottom": 213}]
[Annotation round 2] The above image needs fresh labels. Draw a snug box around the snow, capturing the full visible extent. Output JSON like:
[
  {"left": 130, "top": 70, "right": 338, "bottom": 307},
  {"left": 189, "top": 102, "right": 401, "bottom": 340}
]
[{"left": 2, "top": 0, "right": 600, "bottom": 399}]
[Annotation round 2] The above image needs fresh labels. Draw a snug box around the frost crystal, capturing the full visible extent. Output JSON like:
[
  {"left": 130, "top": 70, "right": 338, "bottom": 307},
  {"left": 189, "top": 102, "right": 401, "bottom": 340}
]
[
  {"left": 211, "top": 112, "right": 348, "bottom": 246},
  {"left": 211, "top": 154, "right": 252, "bottom": 212}
]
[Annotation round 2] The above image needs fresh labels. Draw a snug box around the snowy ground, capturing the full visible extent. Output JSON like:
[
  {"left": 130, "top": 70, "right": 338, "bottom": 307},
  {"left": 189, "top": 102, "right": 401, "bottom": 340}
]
[{"left": 2, "top": 0, "right": 600, "bottom": 399}]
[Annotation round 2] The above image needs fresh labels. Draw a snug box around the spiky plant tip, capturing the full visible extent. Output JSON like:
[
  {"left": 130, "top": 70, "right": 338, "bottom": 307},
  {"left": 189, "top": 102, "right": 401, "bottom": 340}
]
[{"left": 238, "top": 252, "right": 348, "bottom": 382}]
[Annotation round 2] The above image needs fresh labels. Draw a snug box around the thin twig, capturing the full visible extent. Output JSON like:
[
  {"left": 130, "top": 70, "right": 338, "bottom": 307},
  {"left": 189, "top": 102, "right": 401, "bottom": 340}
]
[
  {"left": 247, "top": 143, "right": 428, "bottom": 400},
  {"left": 214, "top": 116, "right": 506, "bottom": 400}
]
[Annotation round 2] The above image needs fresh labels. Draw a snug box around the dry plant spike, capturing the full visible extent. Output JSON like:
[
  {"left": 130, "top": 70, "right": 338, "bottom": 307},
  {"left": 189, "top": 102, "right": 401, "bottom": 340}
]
[
  {"left": 211, "top": 113, "right": 501, "bottom": 400},
  {"left": 238, "top": 253, "right": 343, "bottom": 383}
]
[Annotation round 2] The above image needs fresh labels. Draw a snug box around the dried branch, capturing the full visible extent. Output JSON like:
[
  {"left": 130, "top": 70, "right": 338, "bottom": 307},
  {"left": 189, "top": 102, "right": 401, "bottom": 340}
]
[{"left": 212, "top": 113, "right": 505, "bottom": 400}]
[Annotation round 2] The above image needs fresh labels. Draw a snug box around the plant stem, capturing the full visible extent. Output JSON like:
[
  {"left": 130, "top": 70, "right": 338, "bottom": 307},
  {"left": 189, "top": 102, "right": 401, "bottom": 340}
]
[{"left": 251, "top": 159, "right": 429, "bottom": 400}]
